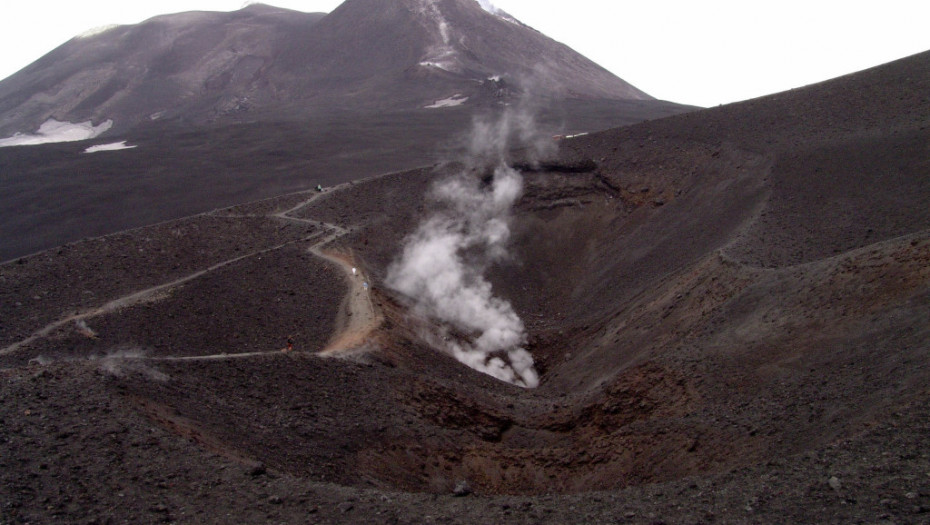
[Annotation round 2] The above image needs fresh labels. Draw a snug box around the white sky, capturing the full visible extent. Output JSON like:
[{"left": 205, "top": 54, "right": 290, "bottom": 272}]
[{"left": 0, "top": 0, "right": 928, "bottom": 107}]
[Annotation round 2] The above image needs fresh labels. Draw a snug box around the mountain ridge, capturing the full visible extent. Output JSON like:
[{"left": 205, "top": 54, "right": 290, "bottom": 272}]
[
  {"left": 0, "top": 0, "right": 693, "bottom": 260},
  {"left": 0, "top": 28, "right": 928, "bottom": 525},
  {"left": 0, "top": 0, "right": 653, "bottom": 137}
]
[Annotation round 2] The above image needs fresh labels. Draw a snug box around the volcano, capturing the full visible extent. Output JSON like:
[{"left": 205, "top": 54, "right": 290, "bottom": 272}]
[
  {"left": 0, "top": 0, "right": 649, "bottom": 136},
  {"left": 0, "top": 0, "right": 690, "bottom": 262},
  {"left": 2, "top": 2, "right": 929, "bottom": 524}
]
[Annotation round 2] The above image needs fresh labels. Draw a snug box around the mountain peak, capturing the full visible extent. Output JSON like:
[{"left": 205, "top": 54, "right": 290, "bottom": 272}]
[
  {"left": 316, "top": 0, "right": 649, "bottom": 97},
  {"left": 0, "top": 0, "right": 650, "bottom": 137}
]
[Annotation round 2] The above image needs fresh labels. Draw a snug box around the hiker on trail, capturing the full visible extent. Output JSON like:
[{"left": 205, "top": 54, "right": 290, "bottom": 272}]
[
  {"left": 352, "top": 267, "right": 357, "bottom": 276},
  {"left": 363, "top": 281, "right": 369, "bottom": 291},
  {"left": 285, "top": 337, "right": 294, "bottom": 352},
  {"left": 316, "top": 184, "right": 323, "bottom": 192}
]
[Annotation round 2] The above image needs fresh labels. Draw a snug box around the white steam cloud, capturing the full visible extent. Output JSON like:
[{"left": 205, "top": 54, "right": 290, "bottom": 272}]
[
  {"left": 386, "top": 104, "right": 553, "bottom": 388},
  {"left": 97, "top": 347, "right": 169, "bottom": 382}
]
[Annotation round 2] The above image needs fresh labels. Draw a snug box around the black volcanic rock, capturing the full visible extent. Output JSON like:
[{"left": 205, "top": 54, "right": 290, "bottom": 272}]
[
  {"left": 1, "top": 41, "right": 930, "bottom": 525},
  {"left": 0, "top": 0, "right": 651, "bottom": 137}
]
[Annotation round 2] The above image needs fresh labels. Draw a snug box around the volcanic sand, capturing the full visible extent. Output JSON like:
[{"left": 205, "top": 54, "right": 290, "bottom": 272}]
[{"left": 1, "top": 50, "right": 930, "bottom": 524}]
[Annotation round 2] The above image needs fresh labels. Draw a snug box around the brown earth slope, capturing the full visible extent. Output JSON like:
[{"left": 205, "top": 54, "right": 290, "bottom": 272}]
[{"left": 1, "top": 50, "right": 929, "bottom": 523}]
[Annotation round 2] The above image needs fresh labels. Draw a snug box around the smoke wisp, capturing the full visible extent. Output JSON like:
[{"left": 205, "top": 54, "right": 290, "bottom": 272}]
[
  {"left": 386, "top": 104, "right": 552, "bottom": 388},
  {"left": 97, "top": 347, "right": 169, "bottom": 382}
]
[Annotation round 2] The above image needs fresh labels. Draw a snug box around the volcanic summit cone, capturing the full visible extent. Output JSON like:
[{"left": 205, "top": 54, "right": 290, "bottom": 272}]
[{"left": 1, "top": 2, "right": 928, "bottom": 524}]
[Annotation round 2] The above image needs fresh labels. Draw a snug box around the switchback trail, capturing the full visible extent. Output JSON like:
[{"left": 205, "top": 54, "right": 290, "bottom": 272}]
[
  {"left": 275, "top": 190, "right": 383, "bottom": 358},
  {"left": 2, "top": 187, "right": 383, "bottom": 361},
  {"left": 0, "top": 233, "right": 323, "bottom": 357}
]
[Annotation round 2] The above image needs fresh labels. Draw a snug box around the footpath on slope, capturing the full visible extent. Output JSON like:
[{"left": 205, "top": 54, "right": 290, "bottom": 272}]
[
  {"left": 1, "top": 186, "right": 383, "bottom": 362},
  {"left": 312, "top": 249, "right": 382, "bottom": 357},
  {"left": 274, "top": 191, "right": 384, "bottom": 358}
]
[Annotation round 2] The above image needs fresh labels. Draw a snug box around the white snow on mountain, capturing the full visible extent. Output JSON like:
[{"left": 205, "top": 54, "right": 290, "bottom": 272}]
[
  {"left": 424, "top": 94, "right": 468, "bottom": 108},
  {"left": 0, "top": 118, "right": 113, "bottom": 147},
  {"left": 84, "top": 140, "right": 137, "bottom": 153}
]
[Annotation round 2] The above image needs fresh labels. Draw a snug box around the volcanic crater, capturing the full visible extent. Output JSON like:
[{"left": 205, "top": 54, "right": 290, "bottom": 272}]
[{"left": 2, "top": 48, "right": 930, "bottom": 524}]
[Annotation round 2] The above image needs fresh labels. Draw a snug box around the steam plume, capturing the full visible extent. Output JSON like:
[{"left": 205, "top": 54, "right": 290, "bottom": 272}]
[
  {"left": 386, "top": 102, "right": 552, "bottom": 388},
  {"left": 97, "top": 347, "right": 169, "bottom": 382}
]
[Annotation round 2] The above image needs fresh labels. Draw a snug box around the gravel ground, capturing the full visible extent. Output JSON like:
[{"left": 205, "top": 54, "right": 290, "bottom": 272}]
[{"left": 2, "top": 51, "right": 929, "bottom": 524}]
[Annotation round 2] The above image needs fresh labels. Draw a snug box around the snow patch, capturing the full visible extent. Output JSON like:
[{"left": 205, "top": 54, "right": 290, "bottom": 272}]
[
  {"left": 476, "top": 0, "right": 502, "bottom": 15},
  {"left": 425, "top": 95, "right": 469, "bottom": 108},
  {"left": 419, "top": 60, "right": 455, "bottom": 72},
  {"left": 476, "top": 0, "right": 520, "bottom": 24},
  {"left": 84, "top": 141, "right": 137, "bottom": 153},
  {"left": 0, "top": 119, "right": 113, "bottom": 147},
  {"left": 76, "top": 24, "right": 119, "bottom": 39}
]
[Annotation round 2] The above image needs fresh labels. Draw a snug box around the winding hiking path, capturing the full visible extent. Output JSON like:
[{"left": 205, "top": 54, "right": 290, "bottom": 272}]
[
  {"left": 312, "top": 250, "right": 382, "bottom": 357},
  {"left": 0, "top": 233, "right": 323, "bottom": 358},
  {"left": 274, "top": 192, "right": 383, "bottom": 358},
  {"left": 1, "top": 188, "right": 382, "bottom": 361}
]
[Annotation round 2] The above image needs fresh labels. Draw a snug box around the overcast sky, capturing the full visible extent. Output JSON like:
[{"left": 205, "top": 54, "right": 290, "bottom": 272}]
[{"left": 1, "top": 0, "right": 928, "bottom": 107}]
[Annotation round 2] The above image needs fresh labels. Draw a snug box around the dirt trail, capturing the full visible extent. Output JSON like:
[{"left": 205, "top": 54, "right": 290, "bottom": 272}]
[
  {"left": 0, "top": 234, "right": 322, "bottom": 357},
  {"left": 2, "top": 187, "right": 382, "bottom": 361},
  {"left": 151, "top": 351, "right": 282, "bottom": 362},
  {"left": 312, "top": 249, "right": 382, "bottom": 357},
  {"left": 274, "top": 189, "right": 383, "bottom": 358}
]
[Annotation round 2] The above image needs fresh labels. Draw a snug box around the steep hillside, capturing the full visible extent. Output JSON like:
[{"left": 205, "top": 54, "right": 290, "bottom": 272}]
[
  {"left": 0, "top": 1, "right": 693, "bottom": 262},
  {"left": 0, "top": 0, "right": 653, "bottom": 137},
  {"left": 1, "top": 49, "right": 928, "bottom": 523},
  {"left": 0, "top": 5, "right": 326, "bottom": 136}
]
